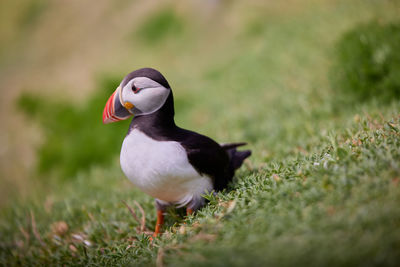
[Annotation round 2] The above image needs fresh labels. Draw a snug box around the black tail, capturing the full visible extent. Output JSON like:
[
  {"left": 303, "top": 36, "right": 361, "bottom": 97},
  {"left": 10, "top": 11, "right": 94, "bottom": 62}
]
[{"left": 221, "top": 142, "right": 252, "bottom": 171}]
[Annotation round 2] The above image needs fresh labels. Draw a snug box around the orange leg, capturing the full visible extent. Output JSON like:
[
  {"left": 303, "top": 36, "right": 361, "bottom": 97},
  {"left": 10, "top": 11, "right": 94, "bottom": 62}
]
[
  {"left": 186, "top": 208, "right": 194, "bottom": 216},
  {"left": 153, "top": 210, "right": 164, "bottom": 237}
]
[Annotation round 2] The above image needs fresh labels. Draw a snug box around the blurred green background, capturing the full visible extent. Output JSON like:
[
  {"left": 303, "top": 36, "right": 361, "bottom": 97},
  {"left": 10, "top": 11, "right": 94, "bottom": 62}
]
[{"left": 0, "top": 0, "right": 400, "bottom": 265}]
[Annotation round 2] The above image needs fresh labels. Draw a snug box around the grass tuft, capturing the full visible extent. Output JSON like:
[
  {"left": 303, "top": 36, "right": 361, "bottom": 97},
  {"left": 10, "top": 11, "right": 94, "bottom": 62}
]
[{"left": 330, "top": 21, "right": 400, "bottom": 102}]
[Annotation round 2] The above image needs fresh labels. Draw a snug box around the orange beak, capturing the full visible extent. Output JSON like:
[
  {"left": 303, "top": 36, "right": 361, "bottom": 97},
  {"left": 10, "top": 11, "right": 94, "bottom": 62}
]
[{"left": 102, "top": 87, "right": 132, "bottom": 124}]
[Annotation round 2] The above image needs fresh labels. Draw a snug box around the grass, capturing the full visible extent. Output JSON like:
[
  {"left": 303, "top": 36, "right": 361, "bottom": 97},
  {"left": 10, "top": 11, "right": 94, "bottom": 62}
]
[
  {"left": 330, "top": 20, "right": 400, "bottom": 101},
  {"left": 1, "top": 109, "right": 399, "bottom": 266},
  {"left": 135, "top": 7, "right": 185, "bottom": 44},
  {"left": 1, "top": 0, "right": 400, "bottom": 266},
  {"left": 17, "top": 76, "right": 131, "bottom": 179}
]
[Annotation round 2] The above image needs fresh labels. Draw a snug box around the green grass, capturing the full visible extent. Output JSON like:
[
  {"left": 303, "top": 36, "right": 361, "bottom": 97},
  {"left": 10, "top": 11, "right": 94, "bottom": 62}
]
[
  {"left": 1, "top": 110, "right": 399, "bottom": 266},
  {"left": 17, "top": 76, "right": 131, "bottom": 179},
  {"left": 2, "top": 0, "right": 400, "bottom": 266},
  {"left": 330, "top": 20, "right": 400, "bottom": 101},
  {"left": 135, "top": 7, "right": 185, "bottom": 44},
  {"left": 18, "top": 0, "right": 48, "bottom": 29}
]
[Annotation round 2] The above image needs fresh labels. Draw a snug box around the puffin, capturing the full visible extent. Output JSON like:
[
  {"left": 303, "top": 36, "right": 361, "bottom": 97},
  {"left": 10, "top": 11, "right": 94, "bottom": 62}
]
[{"left": 102, "top": 68, "right": 251, "bottom": 237}]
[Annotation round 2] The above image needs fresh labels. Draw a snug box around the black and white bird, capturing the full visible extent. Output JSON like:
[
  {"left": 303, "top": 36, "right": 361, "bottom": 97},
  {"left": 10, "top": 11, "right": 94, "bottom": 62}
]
[{"left": 103, "top": 68, "right": 251, "bottom": 236}]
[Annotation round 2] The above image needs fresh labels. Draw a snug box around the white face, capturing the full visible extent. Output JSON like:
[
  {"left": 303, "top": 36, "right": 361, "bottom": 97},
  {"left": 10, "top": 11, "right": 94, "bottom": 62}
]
[{"left": 120, "top": 77, "right": 170, "bottom": 116}]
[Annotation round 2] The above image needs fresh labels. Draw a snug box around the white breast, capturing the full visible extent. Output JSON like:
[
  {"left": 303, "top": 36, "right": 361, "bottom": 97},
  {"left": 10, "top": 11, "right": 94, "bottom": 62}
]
[{"left": 120, "top": 129, "right": 212, "bottom": 206}]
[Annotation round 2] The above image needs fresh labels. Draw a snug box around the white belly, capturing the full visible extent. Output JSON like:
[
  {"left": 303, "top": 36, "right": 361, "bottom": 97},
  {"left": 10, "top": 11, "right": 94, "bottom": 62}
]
[{"left": 120, "top": 129, "right": 212, "bottom": 206}]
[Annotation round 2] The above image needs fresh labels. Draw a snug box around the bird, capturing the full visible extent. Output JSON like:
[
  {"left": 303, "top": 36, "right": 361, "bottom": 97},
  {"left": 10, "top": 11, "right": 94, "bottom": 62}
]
[{"left": 103, "top": 68, "right": 251, "bottom": 237}]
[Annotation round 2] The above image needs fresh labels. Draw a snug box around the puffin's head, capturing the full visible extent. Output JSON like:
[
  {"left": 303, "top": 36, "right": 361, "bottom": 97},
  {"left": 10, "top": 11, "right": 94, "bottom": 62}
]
[{"left": 103, "top": 68, "right": 171, "bottom": 124}]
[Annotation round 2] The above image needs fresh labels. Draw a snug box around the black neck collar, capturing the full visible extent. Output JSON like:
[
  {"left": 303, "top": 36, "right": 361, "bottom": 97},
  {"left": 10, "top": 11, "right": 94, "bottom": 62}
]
[{"left": 128, "top": 91, "right": 176, "bottom": 135}]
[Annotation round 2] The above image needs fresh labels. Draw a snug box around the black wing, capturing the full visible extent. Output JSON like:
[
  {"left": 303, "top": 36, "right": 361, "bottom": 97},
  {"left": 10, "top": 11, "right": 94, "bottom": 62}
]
[{"left": 174, "top": 128, "right": 232, "bottom": 191}]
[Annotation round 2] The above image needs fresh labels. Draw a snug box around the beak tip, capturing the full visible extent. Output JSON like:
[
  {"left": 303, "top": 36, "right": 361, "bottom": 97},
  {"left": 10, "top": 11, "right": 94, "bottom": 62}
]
[
  {"left": 102, "top": 119, "right": 111, "bottom": 124},
  {"left": 102, "top": 112, "right": 114, "bottom": 124}
]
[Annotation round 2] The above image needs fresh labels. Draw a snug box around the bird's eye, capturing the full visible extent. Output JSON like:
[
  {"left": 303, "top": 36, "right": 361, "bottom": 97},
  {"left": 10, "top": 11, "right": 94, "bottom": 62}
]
[{"left": 132, "top": 85, "right": 140, "bottom": 93}]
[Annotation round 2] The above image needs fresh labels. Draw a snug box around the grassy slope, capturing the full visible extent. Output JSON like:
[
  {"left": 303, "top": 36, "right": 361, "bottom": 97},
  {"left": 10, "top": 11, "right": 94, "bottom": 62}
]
[
  {"left": 1, "top": 0, "right": 400, "bottom": 266},
  {"left": 2, "top": 110, "right": 399, "bottom": 266}
]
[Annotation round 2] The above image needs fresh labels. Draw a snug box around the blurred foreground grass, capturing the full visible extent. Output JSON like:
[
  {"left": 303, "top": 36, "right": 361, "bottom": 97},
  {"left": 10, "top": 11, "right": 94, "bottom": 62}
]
[{"left": 1, "top": 0, "right": 400, "bottom": 266}]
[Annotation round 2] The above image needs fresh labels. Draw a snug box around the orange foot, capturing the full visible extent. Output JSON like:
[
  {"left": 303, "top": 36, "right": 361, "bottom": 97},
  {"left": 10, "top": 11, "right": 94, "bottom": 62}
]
[{"left": 151, "top": 210, "right": 164, "bottom": 240}]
